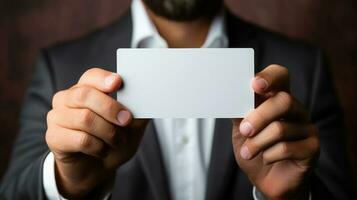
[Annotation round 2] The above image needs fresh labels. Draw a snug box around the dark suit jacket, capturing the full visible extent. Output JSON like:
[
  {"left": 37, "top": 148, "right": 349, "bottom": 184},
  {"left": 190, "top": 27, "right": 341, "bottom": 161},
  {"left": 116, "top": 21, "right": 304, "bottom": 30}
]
[{"left": 0, "top": 9, "right": 354, "bottom": 200}]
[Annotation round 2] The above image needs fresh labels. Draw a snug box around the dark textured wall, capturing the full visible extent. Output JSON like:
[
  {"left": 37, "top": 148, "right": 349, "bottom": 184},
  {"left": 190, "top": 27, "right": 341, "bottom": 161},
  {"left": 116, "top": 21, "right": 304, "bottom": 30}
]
[{"left": 0, "top": 0, "right": 356, "bottom": 186}]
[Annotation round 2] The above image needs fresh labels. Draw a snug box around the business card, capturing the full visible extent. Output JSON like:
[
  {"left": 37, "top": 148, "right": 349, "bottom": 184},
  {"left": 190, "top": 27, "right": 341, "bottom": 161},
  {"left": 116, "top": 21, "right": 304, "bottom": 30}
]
[{"left": 117, "top": 48, "right": 254, "bottom": 118}]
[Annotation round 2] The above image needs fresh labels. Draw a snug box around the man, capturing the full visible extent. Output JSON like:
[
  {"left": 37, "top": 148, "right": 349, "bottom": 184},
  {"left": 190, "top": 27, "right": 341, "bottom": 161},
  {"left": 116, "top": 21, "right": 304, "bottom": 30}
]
[{"left": 0, "top": 0, "right": 354, "bottom": 199}]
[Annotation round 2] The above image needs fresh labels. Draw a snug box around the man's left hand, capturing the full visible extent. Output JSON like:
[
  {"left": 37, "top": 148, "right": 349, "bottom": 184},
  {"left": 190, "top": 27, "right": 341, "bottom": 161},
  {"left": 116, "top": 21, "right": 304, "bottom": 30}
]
[{"left": 232, "top": 64, "right": 320, "bottom": 200}]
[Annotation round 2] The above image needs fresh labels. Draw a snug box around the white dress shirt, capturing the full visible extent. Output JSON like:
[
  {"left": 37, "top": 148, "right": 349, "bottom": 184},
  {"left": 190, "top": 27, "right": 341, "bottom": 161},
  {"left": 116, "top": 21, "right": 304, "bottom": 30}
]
[
  {"left": 131, "top": 1, "right": 227, "bottom": 200},
  {"left": 43, "top": 0, "right": 285, "bottom": 200}
]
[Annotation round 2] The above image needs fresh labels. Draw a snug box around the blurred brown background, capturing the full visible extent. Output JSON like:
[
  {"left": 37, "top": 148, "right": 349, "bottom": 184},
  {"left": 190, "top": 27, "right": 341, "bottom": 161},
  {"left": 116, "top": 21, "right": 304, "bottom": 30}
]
[{"left": 0, "top": 0, "right": 356, "bottom": 186}]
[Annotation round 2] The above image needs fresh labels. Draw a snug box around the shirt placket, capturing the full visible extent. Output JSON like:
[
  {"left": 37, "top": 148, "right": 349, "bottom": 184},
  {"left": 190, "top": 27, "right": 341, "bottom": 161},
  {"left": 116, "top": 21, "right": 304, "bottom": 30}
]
[{"left": 173, "top": 119, "right": 193, "bottom": 200}]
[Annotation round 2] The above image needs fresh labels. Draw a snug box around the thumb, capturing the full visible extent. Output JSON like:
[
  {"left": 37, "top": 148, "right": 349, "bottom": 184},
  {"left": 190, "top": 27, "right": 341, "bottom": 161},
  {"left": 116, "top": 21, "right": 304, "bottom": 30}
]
[{"left": 78, "top": 68, "right": 122, "bottom": 93}]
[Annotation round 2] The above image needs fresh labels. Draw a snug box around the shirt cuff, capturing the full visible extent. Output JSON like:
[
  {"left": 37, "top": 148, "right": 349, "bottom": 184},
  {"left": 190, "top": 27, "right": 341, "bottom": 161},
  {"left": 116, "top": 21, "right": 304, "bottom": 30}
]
[
  {"left": 43, "top": 152, "right": 66, "bottom": 200},
  {"left": 42, "top": 152, "right": 111, "bottom": 200},
  {"left": 253, "top": 186, "right": 312, "bottom": 200}
]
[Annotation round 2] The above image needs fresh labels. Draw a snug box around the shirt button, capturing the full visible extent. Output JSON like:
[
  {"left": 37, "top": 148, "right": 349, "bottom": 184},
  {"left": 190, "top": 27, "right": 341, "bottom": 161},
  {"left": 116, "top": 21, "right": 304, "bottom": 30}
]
[{"left": 181, "top": 135, "right": 189, "bottom": 145}]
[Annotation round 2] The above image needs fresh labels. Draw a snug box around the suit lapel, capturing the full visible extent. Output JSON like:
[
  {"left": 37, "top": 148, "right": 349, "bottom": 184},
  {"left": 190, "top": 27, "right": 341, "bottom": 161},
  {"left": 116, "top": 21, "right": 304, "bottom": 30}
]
[
  {"left": 204, "top": 10, "right": 264, "bottom": 200},
  {"left": 138, "top": 121, "right": 172, "bottom": 200},
  {"left": 205, "top": 119, "right": 236, "bottom": 200}
]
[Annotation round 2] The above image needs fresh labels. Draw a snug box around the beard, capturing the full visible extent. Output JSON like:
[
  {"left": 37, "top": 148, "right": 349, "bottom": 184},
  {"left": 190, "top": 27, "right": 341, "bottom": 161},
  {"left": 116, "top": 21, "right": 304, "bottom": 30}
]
[{"left": 142, "top": 0, "right": 223, "bottom": 21}]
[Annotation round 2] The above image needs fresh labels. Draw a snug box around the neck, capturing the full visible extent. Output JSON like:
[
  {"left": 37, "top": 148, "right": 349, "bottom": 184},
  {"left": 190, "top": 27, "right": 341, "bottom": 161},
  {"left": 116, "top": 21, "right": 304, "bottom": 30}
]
[{"left": 145, "top": 6, "right": 213, "bottom": 48}]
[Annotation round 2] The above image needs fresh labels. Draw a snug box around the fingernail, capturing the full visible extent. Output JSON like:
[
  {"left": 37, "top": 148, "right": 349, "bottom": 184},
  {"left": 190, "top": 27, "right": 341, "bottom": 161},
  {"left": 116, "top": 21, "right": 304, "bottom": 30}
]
[
  {"left": 240, "top": 146, "right": 251, "bottom": 160},
  {"left": 255, "top": 77, "right": 268, "bottom": 91},
  {"left": 117, "top": 110, "right": 131, "bottom": 126},
  {"left": 105, "top": 73, "right": 118, "bottom": 88},
  {"left": 240, "top": 121, "right": 253, "bottom": 136}
]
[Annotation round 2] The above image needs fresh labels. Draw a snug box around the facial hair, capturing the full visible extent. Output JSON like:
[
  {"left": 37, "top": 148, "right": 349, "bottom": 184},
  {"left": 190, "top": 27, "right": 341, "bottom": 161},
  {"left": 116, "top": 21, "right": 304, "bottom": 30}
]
[{"left": 142, "top": 0, "right": 223, "bottom": 21}]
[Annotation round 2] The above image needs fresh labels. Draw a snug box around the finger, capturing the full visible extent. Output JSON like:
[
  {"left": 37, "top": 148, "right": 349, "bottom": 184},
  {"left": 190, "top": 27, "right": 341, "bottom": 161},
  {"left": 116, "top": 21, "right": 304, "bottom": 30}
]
[
  {"left": 232, "top": 119, "right": 265, "bottom": 175},
  {"left": 78, "top": 68, "right": 122, "bottom": 93},
  {"left": 46, "top": 124, "right": 107, "bottom": 158},
  {"left": 240, "top": 121, "right": 313, "bottom": 160},
  {"left": 47, "top": 108, "right": 121, "bottom": 148},
  {"left": 232, "top": 119, "right": 247, "bottom": 152},
  {"left": 252, "top": 64, "right": 290, "bottom": 95},
  {"left": 240, "top": 91, "right": 308, "bottom": 137},
  {"left": 262, "top": 136, "right": 320, "bottom": 165},
  {"left": 53, "top": 85, "right": 132, "bottom": 126}
]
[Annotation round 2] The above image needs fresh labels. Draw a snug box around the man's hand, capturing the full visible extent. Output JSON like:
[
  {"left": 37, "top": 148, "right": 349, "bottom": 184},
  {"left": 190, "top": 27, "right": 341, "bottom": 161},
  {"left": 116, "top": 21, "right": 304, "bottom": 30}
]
[
  {"left": 232, "top": 65, "right": 320, "bottom": 200},
  {"left": 46, "top": 68, "right": 148, "bottom": 198}
]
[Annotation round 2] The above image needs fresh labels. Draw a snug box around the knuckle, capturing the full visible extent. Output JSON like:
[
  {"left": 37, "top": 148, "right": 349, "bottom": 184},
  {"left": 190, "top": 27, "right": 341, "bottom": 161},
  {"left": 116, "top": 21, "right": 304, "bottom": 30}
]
[
  {"left": 262, "top": 151, "right": 270, "bottom": 163},
  {"left": 78, "top": 134, "right": 92, "bottom": 149},
  {"left": 269, "top": 64, "right": 283, "bottom": 69},
  {"left": 52, "top": 90, "right": 65, "bottom": 108},
  {"left": 45, "top": 129, "right": 54, "bottom": 148},
  {"left": 106, "top": 126, "right": 117, "bottom": 144},
  {"left": 79, "top": 109, "right": 95, "bottom": 127},
  {"left": 279, "top": 142, "right": 290, "bottom": 156},
  {"left": 82, "top": 68, "right": 100, "bottom": 78},
  {"left": 272, "top": 121, "right": 284, "bottom": 138},
  {"left": 73, "top": 86, "right": 91, "bottom": 104},
  {"left": 276, "top": 91, "right": 293, "bottom": 111},
  {"left": 270, "top": 64, "right": 289, "bottom": 75},
  {"left": 45, "top": 128, "right": 61, "bottom": 151},
  {"left": 103, "top": 99, "right": 118, "bottom": 113},
  {"left": 87, "top": 67, "right": 101, "bottom": 74},
  {"left": 46, "top": 110, "right": 55, "bottom": 124},
  {"left": 280, "top": 65, "right": 289, "bottom": 75},
  {"left": 270, "top": 64, "right": 287, "bottom": 72}
]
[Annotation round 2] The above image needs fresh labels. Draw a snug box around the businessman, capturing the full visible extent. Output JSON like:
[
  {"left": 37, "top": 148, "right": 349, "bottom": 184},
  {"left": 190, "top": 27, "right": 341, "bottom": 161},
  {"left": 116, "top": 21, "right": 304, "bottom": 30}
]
[{"left": 0, "top": 0, "right": 354, "bottom": 199}]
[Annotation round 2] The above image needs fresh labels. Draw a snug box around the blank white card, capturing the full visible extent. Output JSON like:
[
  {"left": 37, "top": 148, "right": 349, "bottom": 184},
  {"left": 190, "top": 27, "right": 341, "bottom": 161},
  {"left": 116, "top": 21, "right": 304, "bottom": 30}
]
[{"left": 117, "top": 48, "right": 254, "bottom": 118}]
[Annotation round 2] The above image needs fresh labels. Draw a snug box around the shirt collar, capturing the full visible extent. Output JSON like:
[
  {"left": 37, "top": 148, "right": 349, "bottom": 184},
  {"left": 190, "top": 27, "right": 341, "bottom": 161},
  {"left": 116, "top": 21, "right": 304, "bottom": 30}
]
[
  {"left": 131, "top": 0, "right": 228, "bottom": 48},
  {"left": 201, "top": 11, "right": 227, "bottom": 48}
]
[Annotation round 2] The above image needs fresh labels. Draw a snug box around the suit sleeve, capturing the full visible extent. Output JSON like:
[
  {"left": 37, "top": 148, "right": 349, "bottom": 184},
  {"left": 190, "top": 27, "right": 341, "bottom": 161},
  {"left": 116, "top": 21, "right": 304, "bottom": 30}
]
[
  {"left": 309, "top": 51, "right": 355, "bottom": 199},
  {"left": 0, "top": 52, "right": 55, "bottom": 199}
]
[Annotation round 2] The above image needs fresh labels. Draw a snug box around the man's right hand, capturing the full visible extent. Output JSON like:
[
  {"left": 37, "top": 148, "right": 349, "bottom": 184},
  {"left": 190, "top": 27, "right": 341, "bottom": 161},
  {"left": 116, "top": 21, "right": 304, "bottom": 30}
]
[{"left": 45, "top": 68, "right": 148, "bottom": 198}]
